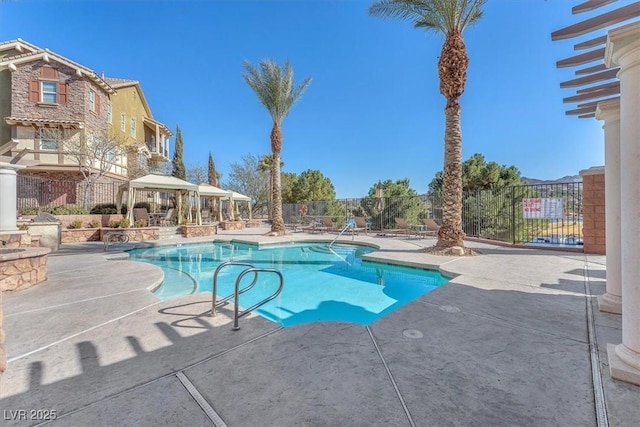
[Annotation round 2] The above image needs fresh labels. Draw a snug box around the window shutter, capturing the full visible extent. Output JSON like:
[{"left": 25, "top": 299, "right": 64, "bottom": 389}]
[
  {"left": 29, "top": 80, "right": 40, "bottom": 102},
  {"left": 58, "top": 82, "right": 68, "bottom": 104},
  {"left": 95, "top": 93, "right": 101, "bottom": 114}
]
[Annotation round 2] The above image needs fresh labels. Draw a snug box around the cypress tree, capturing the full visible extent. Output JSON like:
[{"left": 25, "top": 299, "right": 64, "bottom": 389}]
[
  {"left": 208, "top": 152, "right": 218, "bottom": 186},
  {"left": 172, "top": 126, "right": 186, "bottom": 180}
]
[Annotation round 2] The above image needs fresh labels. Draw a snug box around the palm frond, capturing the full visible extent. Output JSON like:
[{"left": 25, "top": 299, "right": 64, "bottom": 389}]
[
  {"left": 370, "top": 0, "right": 485, "bottom": 34},
  {"left": 243, "top": 59, "right": 312, "bottom": 124}
]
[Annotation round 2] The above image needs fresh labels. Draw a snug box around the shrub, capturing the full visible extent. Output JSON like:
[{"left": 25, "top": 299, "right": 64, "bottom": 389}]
[
  {"left": 109, "top": 219, "right": 122, "bottom": 228},
  {"left": 119, "top": 218, "right": 130, "bottom": 228},
  {"left": 91, "top": 203, "right": 118, "bottom": 214},
  {"left": 134, "top": 219, "right": 147, "bottom": 228},
  {"left": 50, "top": 204, "right": 88, "bottom": 215},
  {"left": 87, "top": 220, "right": 101, "bottom": 228},
  {"left": 19, "top": 207, "right": 39, "bottom": 215},
  {"left": 67, "top": 220, "right": 83, "bottom": 229},
  {"left": 18, "top": 223, "right": 29, "bottom": 231},
  {"left": 133, "top": 202, "right": 151, "bottom": 211}
]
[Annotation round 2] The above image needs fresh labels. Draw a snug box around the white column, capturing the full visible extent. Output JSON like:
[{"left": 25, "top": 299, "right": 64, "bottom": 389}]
[
  {"left": 605, "top": 22, "right": 640, "bottom": 386},
  {"left": 596, "top": 99, "right": 622, "bottom": 314},
  {"left": 0, "top": 163, "right": 26, "bottom": 232}
]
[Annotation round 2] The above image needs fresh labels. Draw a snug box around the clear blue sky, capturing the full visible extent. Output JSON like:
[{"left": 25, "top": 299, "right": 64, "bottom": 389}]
[{"left": 1, "top": 0, "right": 609, "bottom": 198}]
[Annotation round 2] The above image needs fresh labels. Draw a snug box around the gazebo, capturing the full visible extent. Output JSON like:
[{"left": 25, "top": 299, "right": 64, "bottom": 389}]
[
  {"left": 116, "top": 174, "right": 201, "bottom": 226},
  {"left": 197, "top": 184, "right": 232, "bottom": 222},
  {"left": 224, "top": 191, "right": 253, "bottom": 220}
]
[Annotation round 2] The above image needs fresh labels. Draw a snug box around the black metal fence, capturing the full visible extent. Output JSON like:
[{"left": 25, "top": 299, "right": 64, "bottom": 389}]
[
  {"left": 283, "top": 182, "right": 583, "bottom": 246},
  {"left": 16, "top": 176, "right": 582, "bottom": 246}
]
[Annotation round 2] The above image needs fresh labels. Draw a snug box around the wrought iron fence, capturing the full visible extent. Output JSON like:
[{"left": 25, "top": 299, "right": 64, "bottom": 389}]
[
  {"left": 16, "top": 176, "right": 582, "bottom": 247},
  {"left": 283, "top": 182, "right": 583, "bottom": 247}
]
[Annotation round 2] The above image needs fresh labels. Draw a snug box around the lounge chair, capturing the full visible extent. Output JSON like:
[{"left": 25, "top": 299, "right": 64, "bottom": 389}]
[
  {"left": 391, "top": 218, "right": 413, "bottom": 238},
  {"left": 319, "top": 217, "right": 341, "bottom": 233},
  {"left": 351, "top": 217, "right": 368, "bottom": 235},
  {"left": 419, "top": 218, "right": 440, "bottom": 237},
  {"left": 133, "top": 208, "right": 152, "bottom": 226},
  {"left": 159, "top": 208, "right": 177, "bottom": 226}
]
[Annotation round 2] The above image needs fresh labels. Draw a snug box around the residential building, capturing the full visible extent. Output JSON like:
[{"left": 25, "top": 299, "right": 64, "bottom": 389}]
[{"left": 0, "top": 39, "right": 172, "bottom": 206}]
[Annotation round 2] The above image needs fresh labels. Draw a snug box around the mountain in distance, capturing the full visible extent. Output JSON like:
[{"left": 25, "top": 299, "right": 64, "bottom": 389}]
[{"left": 522, "top": 175, "right": 582, "bottom": 185}]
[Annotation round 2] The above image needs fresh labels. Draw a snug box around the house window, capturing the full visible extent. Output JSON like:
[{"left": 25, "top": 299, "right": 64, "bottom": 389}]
[
  {"left": 89, "top": 90, "right": 96, "bottom": 112},
  {"left": 37, "top": 128, "right": 61, "bottom": 151},
  {"left": 41, "top": 81, "right": 57, "bottom": 103},
  {"left": 107, "top": 103, "right": 112, "bottom": 123},
  {"left": 120, "top": 113, "right": 126, "bottom": 132},
  {"left": 130, "top": 118, "right": 136, "bottom": 138}
]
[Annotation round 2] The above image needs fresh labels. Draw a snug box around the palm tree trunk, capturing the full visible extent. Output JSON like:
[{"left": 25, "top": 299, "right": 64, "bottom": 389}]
[
  {"left": 437, "top": 101, "right": 465, "bottom": 248},
  {"left": 270, "top": 123, "right": 285, "bottom": 234},
  {"left": 436, "top": 31, "right": 468, "bottom": 248}
]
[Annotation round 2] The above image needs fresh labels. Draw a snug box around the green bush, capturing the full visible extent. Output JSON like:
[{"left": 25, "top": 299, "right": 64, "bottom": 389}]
[
  {"left": 109, "top": 219, "right": 123, "bottom": 228},
  {"left": 67, "top": 220, "right": 83, "bottom": 229},
  {"left": 134, "top": 219, "right": 147, "bottom": 227},
  {"left": 50, "top": 204, "right": 88, "bottom": 215},
  {"left": 119, "top": 218, "right": 130, "bottom": 228},
  {"left": 18, "top": 223, "right": 29, "bottom": 231},
  {"left": 87, "top": 220, "right": 101, "bottom": 228},
  {"left": 19, "top": 207, "right": 39, "bottom": 215},
  {"left": 91, "top": 203, "right": 118, "bottom": 214}
]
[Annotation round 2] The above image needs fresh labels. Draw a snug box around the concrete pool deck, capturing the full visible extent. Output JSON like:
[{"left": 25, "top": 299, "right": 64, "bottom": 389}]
[{"left": 1, "top": 226, "right": 638, "bottom": 426}]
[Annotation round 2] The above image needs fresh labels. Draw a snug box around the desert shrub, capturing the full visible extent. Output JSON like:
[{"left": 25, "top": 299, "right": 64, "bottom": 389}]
[
  {"left": 91, "top": 203, "right": 118, "bottom": 214},
  {"left": 18, "top": 223, "right": 29, "bottom": 231},
  {"left": 19, "top": 207, "right": 39, "bottom": 215},
  {"left": 119, "top": 218, "right": 131, "bottom": 228},
  {"left": 109, "top": 219, "right": 122, "bottom": 228},
  {"left": 67, "top": 220, "right": 83, "bottom": 229},
  {"left": 50, "top": 204, "right": 88, "bottom": 215},
  {"left": 134, "top": 219, "right": 147, "bottom": 227},
  {"left": 86, "top": 220, "right": 101, "bottom": 228}
]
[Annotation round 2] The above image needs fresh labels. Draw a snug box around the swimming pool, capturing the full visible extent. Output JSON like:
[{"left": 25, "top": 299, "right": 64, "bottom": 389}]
[{"left": 128, "top": 242, "right": 449, "bottom": 327}]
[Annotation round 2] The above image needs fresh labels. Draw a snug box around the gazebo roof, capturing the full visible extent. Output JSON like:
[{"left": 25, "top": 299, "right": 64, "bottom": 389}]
[
  {"left": 198, "top": 184, "right": 231, "bottom": 197},
  {"left": 120, "top": 174, "right": 198, "bottom": 192}
]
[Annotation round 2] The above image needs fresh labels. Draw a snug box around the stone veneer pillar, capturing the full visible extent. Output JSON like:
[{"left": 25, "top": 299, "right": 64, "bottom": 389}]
[
  {"left": 596, "top": 99, "right": 622, "bottom": 314},
  {"left": 579, "top": 168, "right": 605, "bottom": 255},
  {"left": 605, "top": 21, "right": 640, "bottom": 386}
]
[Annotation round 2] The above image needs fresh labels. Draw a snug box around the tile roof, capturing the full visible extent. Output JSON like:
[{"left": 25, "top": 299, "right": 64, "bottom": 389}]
[
  {"left": 104, "top": 77, "right": 139, "bottom": 88},
  {"left": 5, "top": 116, "right": 85, "bottom": 128}
]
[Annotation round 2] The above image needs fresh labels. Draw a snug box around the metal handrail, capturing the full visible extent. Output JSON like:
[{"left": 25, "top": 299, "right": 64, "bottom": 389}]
[
  {"left": 328, "top": 222, "right": 353, "bottom": 247},
  {"left": 210, "top": 261, "right": 258, "bottom": 316},
  {"left": 232, "top": 268, "right": 284, "bottom": 331}
]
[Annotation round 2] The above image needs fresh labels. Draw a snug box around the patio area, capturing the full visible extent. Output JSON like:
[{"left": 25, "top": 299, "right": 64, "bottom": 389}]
[{"left": 1, "top": 226, "right": 638, "bottom": 426}]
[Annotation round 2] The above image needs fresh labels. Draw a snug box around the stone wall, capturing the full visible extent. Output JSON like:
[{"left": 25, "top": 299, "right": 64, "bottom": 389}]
[
  {"left": 0, "top": 247, "right": 50, "bottom": 292},
  {"left": 220, "top": 221, "right": 245, "bottom": 231},
  {"left": 581, "top": 167, "right": 606, "bottom": 254},
  {"left": 99, "top": 228, "right": 159, "bottom": 242},
  {"left": 61, "top": 228, "right": 101, "bottom": 243},
  {"left": 180, "top": 224, "right": 217, "bottom": 238},
  {"left": 0, "top": 231, "right": 31, "bottom": 248}
]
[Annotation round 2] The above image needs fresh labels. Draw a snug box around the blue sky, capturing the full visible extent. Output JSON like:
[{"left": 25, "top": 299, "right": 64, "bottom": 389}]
[{"left": 0, "top": 0, "right": 612, "bottom": 198}]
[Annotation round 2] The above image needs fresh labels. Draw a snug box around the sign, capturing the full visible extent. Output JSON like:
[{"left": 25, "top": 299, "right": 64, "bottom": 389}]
[{"left": 522, "top": 197, "right": 564, "bottom": 219}]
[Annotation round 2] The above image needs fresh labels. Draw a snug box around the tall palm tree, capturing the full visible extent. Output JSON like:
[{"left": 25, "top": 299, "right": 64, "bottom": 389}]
[
  {"left": 257, "top": 154, "right": 284, "bottom": 220},
  {"left": 243, "top": 59, "right": 311, "bottom": 235},
  {"left": 370, "top": 0, "right": 485, "bottom": 248}
]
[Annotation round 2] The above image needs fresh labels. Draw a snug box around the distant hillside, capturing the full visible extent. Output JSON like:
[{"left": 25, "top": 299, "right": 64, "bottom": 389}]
[{"left": 522, "top": 175, "right": 582, "bottom": 185}]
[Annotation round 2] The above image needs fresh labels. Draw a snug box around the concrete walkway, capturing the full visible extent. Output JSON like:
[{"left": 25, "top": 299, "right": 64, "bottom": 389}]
[{"left": 1, "top": 227, "right": 638, "bottom": 426}]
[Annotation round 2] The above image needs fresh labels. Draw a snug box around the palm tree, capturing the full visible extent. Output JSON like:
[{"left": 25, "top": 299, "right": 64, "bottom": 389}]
[
  {"left": 370, "top": 0, "right": 485, "bottom": 248},
  {"left": 243, "top": 59, "right": 311, "bottom": 235},
  {"left": 257, "top": 154, "right": 284, "bottom": 220}
]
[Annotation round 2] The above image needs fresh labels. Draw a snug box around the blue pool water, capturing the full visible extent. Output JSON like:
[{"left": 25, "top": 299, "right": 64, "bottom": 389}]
[{"left": 128, "top": 242, "right": 449, "bottom": 327}]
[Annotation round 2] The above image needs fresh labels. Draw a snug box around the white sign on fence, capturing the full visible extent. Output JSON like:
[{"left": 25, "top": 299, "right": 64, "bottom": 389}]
[{"left": 522, "top": 197, "right": 564, "bottom": 219}]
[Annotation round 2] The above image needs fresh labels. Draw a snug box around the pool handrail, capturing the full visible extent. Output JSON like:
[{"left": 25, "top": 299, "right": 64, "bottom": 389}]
[
  {"left": 232, "top": 268, "right": 284, "bottom": 331},
  {"left": 211, "top": 261, "right": 259, "bottom": 317}
]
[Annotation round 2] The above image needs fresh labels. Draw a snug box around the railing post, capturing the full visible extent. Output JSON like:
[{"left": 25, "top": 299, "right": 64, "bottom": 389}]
[{"left": 511, "top": 186, "right": 516, "bottom": 244}]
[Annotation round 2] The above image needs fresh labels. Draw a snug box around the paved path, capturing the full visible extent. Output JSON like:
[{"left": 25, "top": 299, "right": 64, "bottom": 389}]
[{"left": 1, "top": 227, "right": 638, "bottom": 426}]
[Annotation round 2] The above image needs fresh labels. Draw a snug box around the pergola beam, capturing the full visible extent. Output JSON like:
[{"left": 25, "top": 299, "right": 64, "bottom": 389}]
[
  {"left": 577, "top": 80, "right": 620, "bottom": 94},
  {"left": 574, "top": 35, "right": 608, "bottom": 50},
  {"left": 552, "top": 2, "right": 640, "bottom": 40},
  {"left": 556, "top": 47, "right": 606, "bottom": 68},
  {"left": 573, "top": 0, "right": 617, "bottom": 14},
  {"left": 575, "top": 63, "right": 608, "bottom": 75},
  {"left": 560, "top": 68, "right": 619, "bottom": 87},
  {"left": 563, "top": 85, "right": 619, "bottom": 103}
]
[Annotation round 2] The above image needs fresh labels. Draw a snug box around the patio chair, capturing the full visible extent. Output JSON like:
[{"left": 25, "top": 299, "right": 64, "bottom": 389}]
[
  {"left": 351, "top": 217, "right": 368, "bottom": 235},
  {"left": 159, "top": 208, "right": 177, "bottom": 226},
  {"left": 201, "top": 209, "right": 211, "bottom": 224},
  {"left": 319, "top": 217, "right": 341, "bottom": 233},
  {"left": 419, "top": 218, "right": 440, "bottom": 237},
  {"left": 391, "top": 218, "right": 413, "bottom": 238},
  {"left": 133, "top": 208, "right": 152, "bottom": 226}
]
